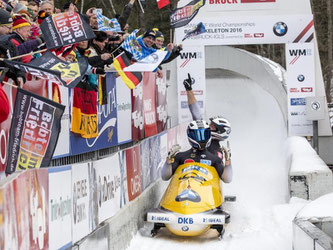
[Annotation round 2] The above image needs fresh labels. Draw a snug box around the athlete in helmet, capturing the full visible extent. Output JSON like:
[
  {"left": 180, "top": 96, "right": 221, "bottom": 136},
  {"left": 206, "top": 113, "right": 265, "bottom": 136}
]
[
  {"left": 182, "top": 73, "right": 232, "bottom": 168},
  {"left": 162, "top": 120, "right": 232, "bottom": 183}
]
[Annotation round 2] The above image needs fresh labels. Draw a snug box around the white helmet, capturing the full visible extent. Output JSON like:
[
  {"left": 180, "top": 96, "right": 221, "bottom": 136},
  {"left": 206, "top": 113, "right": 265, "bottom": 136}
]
[
  {"left": 209, "top": 116, "right": 231, "bottom": 141},
  {"left": 187, "top": 120, "right": 211, "bottom": 150}
]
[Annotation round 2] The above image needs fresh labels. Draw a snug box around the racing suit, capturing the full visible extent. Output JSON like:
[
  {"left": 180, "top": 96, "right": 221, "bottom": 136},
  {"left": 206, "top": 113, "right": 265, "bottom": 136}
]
[{"left": 162, "top": 148, "right": 225, "bottom": 181}]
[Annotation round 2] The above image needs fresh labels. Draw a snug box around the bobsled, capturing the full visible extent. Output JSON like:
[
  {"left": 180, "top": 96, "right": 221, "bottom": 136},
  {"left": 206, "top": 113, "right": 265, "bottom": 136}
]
[{"left": 146, "top": 162, "right": 232, "bottom": 239}]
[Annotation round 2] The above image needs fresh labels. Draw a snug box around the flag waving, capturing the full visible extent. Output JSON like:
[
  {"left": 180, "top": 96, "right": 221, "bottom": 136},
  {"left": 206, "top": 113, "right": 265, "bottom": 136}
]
[
  {"left": 156, "top": 0, "right": 170, "bottom": 9},
  {"left": 97, "top": 12, "right": 122, "bottom": 32},
  {"left": 112, "top": 52, "right": 143, "bottom": 89},
  {"left": 182, "top": 22, "right": 207, "bottom": 41}
]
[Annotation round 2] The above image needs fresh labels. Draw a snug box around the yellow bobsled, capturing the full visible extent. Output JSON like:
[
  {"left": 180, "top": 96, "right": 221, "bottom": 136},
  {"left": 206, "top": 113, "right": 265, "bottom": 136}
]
[{"left": 147, "top": 162, "right": 231, "bottom": 239}]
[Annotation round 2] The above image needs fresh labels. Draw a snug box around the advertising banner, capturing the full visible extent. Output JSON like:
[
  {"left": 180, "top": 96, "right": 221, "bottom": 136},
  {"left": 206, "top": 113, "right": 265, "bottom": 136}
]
[
  {"left": 286, "top": 42, "right": 315, "bottom": 136},
  {"left": 155, "top": 72, "right": 168, "bottom": 133},
  {"left": 72, "top": 163, "right": 91, "bottom": 243},
  {"left": 0, "top": 79, "right": 48, "bottom": 178},
  {"left": 14, "top": 172, "right": 31, "bottom": 250},
  {"left": 140, "top": 138, "right": 152, "bottom": 190},
  {"left": 125, "top": 146, "right": 142, "bottom": 201},
  {"left": 28, "top": 169, "right": 49, "bottom": 249},
  {"left": 175, "top": 15, "right": 314, "bottom": 46},
  {"left": 5, "top": 88, "right": 65, "bottom": 174},
  {"left": 142, "top": 72, "right": 158, "bottom": 137},
  {"left": 88, "top": 162, "right": 98, "bottom": 231},
  {"left": 131, "top": 83, "right": 145, "bottom": 142},
  {"left": 70, "top": 74, "right": 118, "bottom": 154},
  {"left": 48, "top": 166, "right": 72, "bottom": 250},
  {"left": 2, "top": 182, "right": 18, "bottom": 250},
  {"left": 203, "top": 0, "right": 277, "bottom": 12},
  {"left": 116, "top": 77, "right": 132, "bottom": 144},
  {"left": 0, "top": 188, "right": 3, "bottom": 249},
  {"left": 40, "top": 12, "right": 95, "bottom": 49},
  {"left": 118, "top": 151, "right": 129, "bottom": 207},
  {"left": 94, "top": 155, "right": 121, "bottom": 224},
  {"left": 157, "top": 132, "right": 168, "bottom": 177},
  {"left": 149, "top": 135, "right": 163, "bottom": 181},
  {"left": 176, "top": 46, "right": 206, "bottom": 123}
]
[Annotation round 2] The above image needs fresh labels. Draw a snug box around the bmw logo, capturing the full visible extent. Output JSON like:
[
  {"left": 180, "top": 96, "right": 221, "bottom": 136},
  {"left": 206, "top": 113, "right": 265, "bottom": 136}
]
[
  {"left": 182, "top": 226, "right": 189, "bottom": 232},
  {"left": 297, "top": 74, "right": 305, "bottom": 82},
  {"left": 273, "top": 22, "right": 288, "bottom": 36}
]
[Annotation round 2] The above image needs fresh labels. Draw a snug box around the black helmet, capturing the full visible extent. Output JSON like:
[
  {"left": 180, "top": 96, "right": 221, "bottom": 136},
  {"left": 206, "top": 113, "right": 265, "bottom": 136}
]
[{"left": 187, "top": 120, "right": 211, "bottom": 150}]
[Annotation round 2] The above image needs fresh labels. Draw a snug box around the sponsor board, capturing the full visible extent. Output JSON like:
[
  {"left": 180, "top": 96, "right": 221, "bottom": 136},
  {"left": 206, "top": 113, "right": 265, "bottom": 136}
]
[
  {"left": 94, "top": 155, "right": 121, "bottom": 224},
  {"left": 125, "top": 146, "right": 142, "bottom": 201},
  {"left": 175, "top": 15, "right": 314, "bottom": 45},
  {"left": 48, "top": 166, "right": 72, "bottom": 250},
  {"left": 72, "top": 163, "right": 91, "bottom": 243}
]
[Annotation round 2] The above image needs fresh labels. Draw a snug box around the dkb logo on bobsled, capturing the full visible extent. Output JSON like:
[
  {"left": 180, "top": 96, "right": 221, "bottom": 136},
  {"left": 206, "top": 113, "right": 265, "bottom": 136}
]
[{"left": 178, "top": 217, "right": 194, "bottom": 224}]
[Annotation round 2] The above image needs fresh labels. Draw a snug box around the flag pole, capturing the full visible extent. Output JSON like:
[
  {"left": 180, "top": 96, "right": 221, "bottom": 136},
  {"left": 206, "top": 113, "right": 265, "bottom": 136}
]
[
  {"left": 2, "top": 81, "right": 18, "bottom": 88},
  {"left": 0, "top": 49, "right": 47, "bottom": 61},
  {"left": 138, "top": 0, "right": 145, "bottom": 13}
]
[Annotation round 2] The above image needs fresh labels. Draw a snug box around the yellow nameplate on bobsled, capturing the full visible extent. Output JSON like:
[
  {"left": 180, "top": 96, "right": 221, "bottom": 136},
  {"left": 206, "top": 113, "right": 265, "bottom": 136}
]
[{"left": 160, "top": 162, "right": 223, "bottom": 215}]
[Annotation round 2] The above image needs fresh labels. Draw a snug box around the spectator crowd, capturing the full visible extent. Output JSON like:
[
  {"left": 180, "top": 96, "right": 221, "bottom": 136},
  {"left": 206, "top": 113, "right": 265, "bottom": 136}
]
[{"left": 0, "top": 0, "right": 183, "bottom": 123}]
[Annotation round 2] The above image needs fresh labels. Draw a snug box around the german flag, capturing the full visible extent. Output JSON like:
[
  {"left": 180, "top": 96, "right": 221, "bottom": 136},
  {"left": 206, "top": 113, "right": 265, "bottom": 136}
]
[
  {"left": 71, "top": 81, "right": 98, "bottom": 138},
  {"left": 98, "top": 75, "right": 107, "bottom": 105},
  {"left": 112, "top": 52, "right": 142, "bottom": 89}
]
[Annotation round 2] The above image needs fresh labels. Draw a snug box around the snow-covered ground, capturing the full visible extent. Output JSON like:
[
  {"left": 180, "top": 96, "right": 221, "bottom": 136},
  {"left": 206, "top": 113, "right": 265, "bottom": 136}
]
[{"left": 126, "top": 77, "right": 315, "bottom": 250}]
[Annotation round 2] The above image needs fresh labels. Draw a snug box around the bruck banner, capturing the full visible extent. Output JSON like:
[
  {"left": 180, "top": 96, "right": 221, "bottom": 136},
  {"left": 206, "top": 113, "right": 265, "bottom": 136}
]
[{"left": 5, "top": 88, "right": 65, "bottom": 174}]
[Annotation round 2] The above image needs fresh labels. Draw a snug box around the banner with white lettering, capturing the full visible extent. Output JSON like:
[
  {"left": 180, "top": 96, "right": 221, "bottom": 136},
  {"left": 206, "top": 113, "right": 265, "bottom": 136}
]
[
  {"left": 48, "top": 166, "right": 72, "bottom": 250},
  {"left": 175, "top": 15, "right": 314, "bottom": 45},
  {"left": 202, "top": 0, "right": 277, "bottom": 12},
  {"left": 5, "top": 88, "right": 65, "bottom": 174},
  {"left": 286, "top": 42, "right": 315, "bottom": 136},
  {"left": 72, "top": 163, "right": 91, "bottom": 243},
  {"left": 116, "top": 77, "right": 132, "bottom": 144},
  {"left": 94, "top": 155, "right": 121, "bottom": 224},
  {"left": 176, "top": 45, "right": 206, "bottom": 123},
  {"left": 125, "top": 146, "right": 142, "bottom": 201},
  {"left": 142, "top": 72, "right": 158, "bottom": 137},
  {"left": 40, "top": 12, "right": 95, "bottom": 49},
  {"left": 155, "top": 72, "right": 168, "bottom": 133}
]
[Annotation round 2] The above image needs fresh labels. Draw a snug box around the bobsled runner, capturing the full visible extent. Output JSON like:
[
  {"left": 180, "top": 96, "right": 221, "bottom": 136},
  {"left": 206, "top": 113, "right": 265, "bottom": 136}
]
[{"left": 146, "top": 162, "right": 235, "bottom": 239}]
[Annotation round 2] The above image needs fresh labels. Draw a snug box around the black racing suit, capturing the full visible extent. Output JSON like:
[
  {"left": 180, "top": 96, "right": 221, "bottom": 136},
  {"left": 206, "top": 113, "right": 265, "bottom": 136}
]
[{"left": 171, "top": 148, "right": 224, "bottom": 178}]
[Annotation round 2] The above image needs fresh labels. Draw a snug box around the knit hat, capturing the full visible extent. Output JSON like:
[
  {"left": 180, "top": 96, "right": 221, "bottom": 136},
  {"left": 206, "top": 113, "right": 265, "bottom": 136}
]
[
  {"left": 142, "top": 29, "right": 156, "bottom": 39},
  {"left": 154, "top": 30, "right": 164, "bottom": 41},
  {"left": 12, "top": 16, "right": 30, "bottom": 30},
  {"left": 0, "top": 9, "right": 13, "bottom": 26}
]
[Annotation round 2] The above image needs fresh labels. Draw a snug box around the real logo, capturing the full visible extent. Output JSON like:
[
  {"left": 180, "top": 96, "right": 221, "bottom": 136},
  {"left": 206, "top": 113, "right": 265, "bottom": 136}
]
[
  {"left": 273, "top": 22, "right": 288, "bottom": 36},
  {"left": 297, "top": 74, "right": 305, "bottom": 82}
]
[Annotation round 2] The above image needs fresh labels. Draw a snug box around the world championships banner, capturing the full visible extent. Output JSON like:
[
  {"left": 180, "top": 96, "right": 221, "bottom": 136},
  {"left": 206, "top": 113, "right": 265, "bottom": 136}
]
[
  {"left": 41, "top": 12, "right": 96, "bottom": 49},
  {"left": 6, "top": 88, "right": 65, "bottom": 174},
  {"left": 175, "top": 14, "right": 314, "bottom": 45}
]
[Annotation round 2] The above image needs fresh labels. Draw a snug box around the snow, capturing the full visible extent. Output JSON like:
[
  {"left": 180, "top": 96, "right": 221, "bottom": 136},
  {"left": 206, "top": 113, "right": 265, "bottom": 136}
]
[
  {"left": 126, "top": 77, "right": 331, "bottom": 250},
  {"left": 296, "top": 193, "right": 333, "bottom": 220}
]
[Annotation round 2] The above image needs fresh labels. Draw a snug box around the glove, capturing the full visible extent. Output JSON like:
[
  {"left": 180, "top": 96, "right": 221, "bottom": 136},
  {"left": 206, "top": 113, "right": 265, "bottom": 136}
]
[
  {"left": 167, "top": 144, "right": 181, "bottom": 162},
  {"left": 221, "top": 145, "right": 231, "bottom": 161},
  {"left": 183, "top": 73, "right": 195, "bottom": 91}
]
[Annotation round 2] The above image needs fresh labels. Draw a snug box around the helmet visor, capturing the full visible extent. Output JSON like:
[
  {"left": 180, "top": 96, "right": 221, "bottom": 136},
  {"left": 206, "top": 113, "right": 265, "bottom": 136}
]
[{"left": 188, "top": 128, "right": 211, "bottom": 142}]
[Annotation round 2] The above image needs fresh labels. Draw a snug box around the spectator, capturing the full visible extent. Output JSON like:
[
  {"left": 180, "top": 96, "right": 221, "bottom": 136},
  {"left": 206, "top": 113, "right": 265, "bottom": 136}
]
[
  {"left": 11, "top": 16, "right": 44, "bottom": 63},
  {"left": 86, "top": 31, "right": 113, "bottom": 68},
  {"left": 86, "top": 7, "right": 98, "bottom": 29},
  {"left": 63, "top": 1, "right": 78, "bottom": 12},
  {"left": 40, "top": 1, "right": 53, "bottom": 15},
  {"left": 27, "top": 1, "right": 39, "bottom": 20},
  {"left": 0, "top": 9, "right": 13, "bottom": 35}
]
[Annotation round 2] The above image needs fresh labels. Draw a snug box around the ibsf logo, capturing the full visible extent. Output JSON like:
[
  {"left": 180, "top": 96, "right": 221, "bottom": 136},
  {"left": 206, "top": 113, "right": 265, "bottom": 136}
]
[
  {"left": 273, "top": 22, "right": 288, "bottom": 36},
  {"left": 297, "top": 74, "right": 305, "bottom": 82}
]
